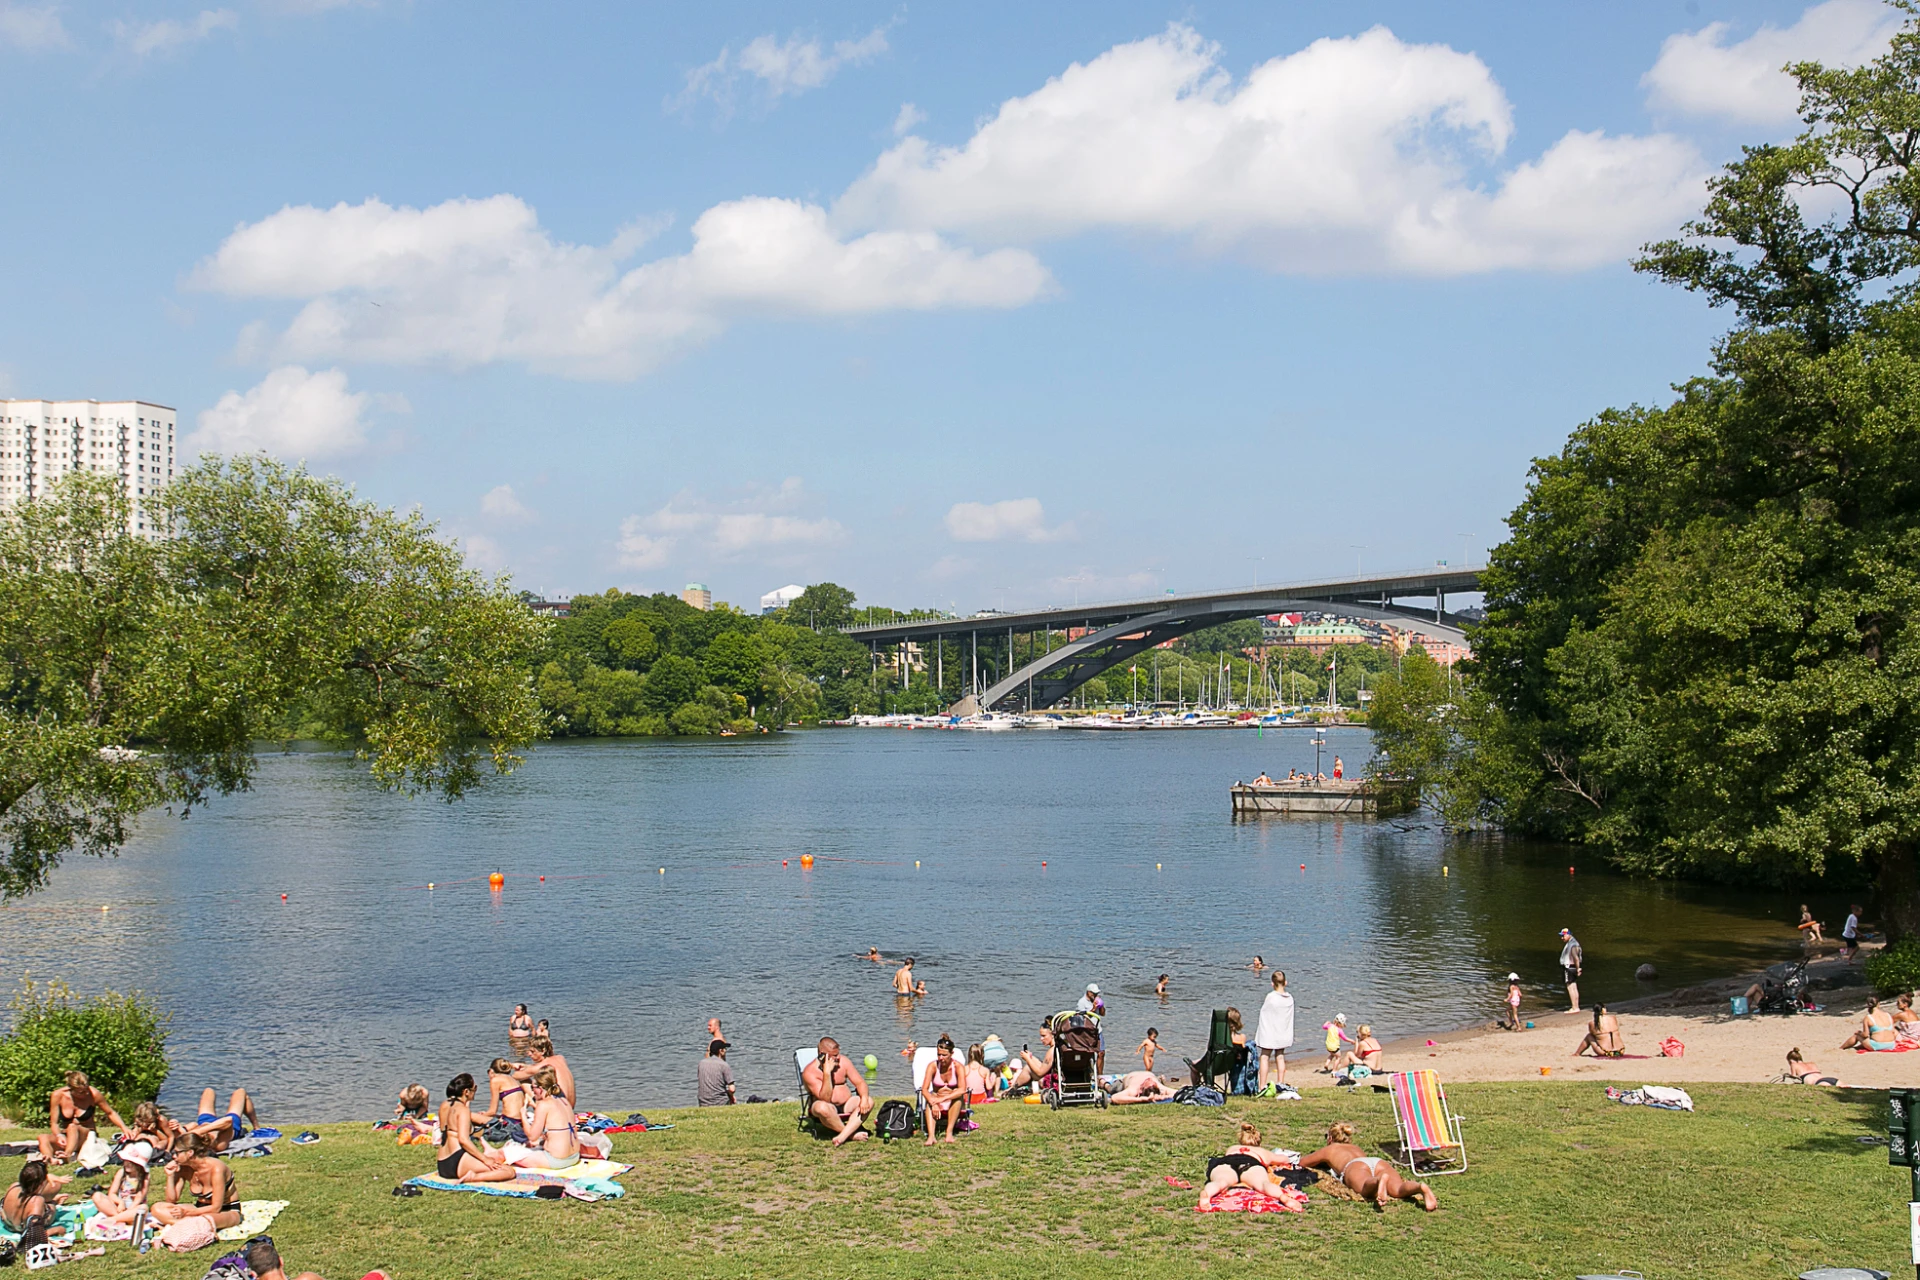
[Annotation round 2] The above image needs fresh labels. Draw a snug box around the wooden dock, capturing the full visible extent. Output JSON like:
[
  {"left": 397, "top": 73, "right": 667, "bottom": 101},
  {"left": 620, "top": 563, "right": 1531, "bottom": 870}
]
[{"left": 1229, "top": 779, "right": 1411, "bottom": 816}]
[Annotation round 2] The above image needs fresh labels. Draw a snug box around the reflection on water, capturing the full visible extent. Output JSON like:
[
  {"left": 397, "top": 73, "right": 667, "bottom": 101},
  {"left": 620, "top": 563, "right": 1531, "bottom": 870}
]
[{"left": 0, "top": 729, "right": 1801, "bottom": 1119}]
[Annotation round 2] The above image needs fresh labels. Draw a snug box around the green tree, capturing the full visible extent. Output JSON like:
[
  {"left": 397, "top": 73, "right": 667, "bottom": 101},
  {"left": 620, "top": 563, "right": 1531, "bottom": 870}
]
[
  {"left": 1363, "top": 648, "right": 1452, "bottom": 806},
  {"left": 602, "top": 614, "right": 658, "bottom": 669},
  {"left": 641, "top": 655, "right": 701, "bottom": 715},
  {"left": 702, "top": 630, "right": 774, "bottom": 701},
  {"left": 783, "top": 583, "right": 856, "bottom": 630},
  {"left": 0, "top": 460, "right": 548, "bottom": 898}
]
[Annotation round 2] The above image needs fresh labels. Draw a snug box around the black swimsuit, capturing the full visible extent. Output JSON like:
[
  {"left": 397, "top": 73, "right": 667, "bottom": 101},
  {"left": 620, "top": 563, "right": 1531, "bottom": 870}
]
[
  {"left": 437, "top": 1147, "right": 464, "bottom": 1179},
  {"left": 1208, "top": 1152, "right": 1264, "bottom": 1179}
]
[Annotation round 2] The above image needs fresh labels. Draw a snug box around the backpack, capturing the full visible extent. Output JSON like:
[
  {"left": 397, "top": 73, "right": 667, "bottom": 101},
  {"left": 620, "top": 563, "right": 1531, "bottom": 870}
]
[{"left": 874, "top": 1099, "right": 917, "bottom": 1140}]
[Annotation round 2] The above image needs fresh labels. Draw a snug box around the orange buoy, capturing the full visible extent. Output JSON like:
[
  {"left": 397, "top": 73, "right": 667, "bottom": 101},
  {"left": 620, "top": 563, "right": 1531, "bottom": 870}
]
[
  {"left": 1300, "top": 864, "right": 1306, "bottom": 871},
  {"left": 1040, "top": 861, "right": 1047, "bottom": 868},
  {"left": 489, "top": 873, "right": 504, "bottom": 889},
  {"left": 800, "top": 854, "right": 815, "bottom": 868}
]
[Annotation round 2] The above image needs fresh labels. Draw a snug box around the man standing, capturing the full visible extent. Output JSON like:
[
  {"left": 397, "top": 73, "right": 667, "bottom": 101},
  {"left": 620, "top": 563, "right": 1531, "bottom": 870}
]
[
  {"left": 892, "top": 958, "right": 915, "bottom": 996},
  {"left": 1077, "top": 984, "right": 1106, "bottom": 1071},
  {"left": 697, "top": 1039, "right": 735, "bottom": 1107},
  {"left": 802, "top": 1037, "right": 872, "bottom": 1146},
  {"left": 1559, "top": 929, "right": 1584, "bottom": 1012},
  {"left": 1841, "top": 905, "right": 1862, "bottom": 962}
]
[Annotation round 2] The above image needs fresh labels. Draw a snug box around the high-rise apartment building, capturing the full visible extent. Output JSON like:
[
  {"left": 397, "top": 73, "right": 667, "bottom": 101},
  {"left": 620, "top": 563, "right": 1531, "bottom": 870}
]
[
  {"left": 681, "top": 582, "right": 711, "bottom": 611},
  {"left": 0, "top": 400, "right": 176, "bottom": 537}
]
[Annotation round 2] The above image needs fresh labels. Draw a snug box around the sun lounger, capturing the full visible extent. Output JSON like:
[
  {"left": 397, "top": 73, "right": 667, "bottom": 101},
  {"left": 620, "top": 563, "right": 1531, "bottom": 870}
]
[
  {"left": 794, "top": 1047, "right": 826, "bottom": 1134},
  {"left": 1386, "top": 1069, "right": 1466, "bottom": 1176}
]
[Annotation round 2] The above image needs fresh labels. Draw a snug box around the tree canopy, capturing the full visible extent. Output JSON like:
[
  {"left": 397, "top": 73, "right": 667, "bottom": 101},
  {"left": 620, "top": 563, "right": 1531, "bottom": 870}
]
[{"left": 0, "top": 459, "right": 547, "bottom": 898}]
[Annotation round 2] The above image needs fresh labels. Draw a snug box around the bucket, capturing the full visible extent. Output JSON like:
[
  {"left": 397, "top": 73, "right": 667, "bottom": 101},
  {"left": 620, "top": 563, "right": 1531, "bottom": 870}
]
[{"left": 1730, "top": 995, "right": 1749, "bottom": 1016}]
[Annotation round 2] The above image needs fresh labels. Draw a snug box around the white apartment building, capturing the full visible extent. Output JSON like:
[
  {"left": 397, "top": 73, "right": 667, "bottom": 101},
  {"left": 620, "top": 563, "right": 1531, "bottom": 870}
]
[{"left": 0, "top": 400, "right": 175, "bottom": 536}]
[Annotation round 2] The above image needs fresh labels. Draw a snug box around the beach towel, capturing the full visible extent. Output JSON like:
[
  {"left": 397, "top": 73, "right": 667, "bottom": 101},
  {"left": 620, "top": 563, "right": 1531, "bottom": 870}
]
[
  {"left": 404, "top": 1168, "right": 626, "bottom": 1201},
  {"left": 1196, "top": 1185, "right": 1306, "bottom": 1214},
  {"left": 223, "top": 1135, "right": 276, "bottom": 1158},
  {"left": 1606, "top": 1085, "right": 1693, "bottom": 1111},
  {"left": 1857, "top": 1040, "right": 1919, "bottom": 1053},
  {"left": 216, "top": 1200, "right": 289, "bottom": 1242}
]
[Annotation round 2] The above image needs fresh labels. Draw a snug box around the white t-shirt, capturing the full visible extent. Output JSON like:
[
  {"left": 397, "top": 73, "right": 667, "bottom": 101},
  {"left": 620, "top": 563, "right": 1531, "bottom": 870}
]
[
  {"left": 1254, "top": 990, "right": 1295, "bottom": 1051},
  {"left": 1843, "top": 913, "right": 1859, "bottom": 941}
]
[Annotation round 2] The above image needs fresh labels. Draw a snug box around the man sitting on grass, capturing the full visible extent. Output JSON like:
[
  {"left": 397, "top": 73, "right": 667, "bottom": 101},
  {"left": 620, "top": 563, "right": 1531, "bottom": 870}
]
[
  {"left": 245, "top": 1234, "right": 391, "bottom": 1280},
  {"left": 802, "top": 1037, "right": 872, "bottom": 1145}
]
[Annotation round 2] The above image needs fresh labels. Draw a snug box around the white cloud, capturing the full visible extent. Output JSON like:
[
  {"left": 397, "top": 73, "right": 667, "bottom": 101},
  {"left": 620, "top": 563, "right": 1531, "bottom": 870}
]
[
  {"left": 113, "top": 8, "right": 237, "bottom": 57},
  {"left": 838, "top": 23, "right": 1706, "bottom": 274},
  {"left": 617, "top": 479, "right": 846, "bottom": 569},
  {"left": 480, "top": 484, "right": 534, "bottom": 522},
  {"left": 945, "top": 498, "right": 1072, "bottom": 543},
  {"left": 456, "top": 531, "right": 507, "bottom": 573},
  {"left": 192, "top": 194, "right": 1049, "bottom": 379},
  {"left": 187, "top": 365, "right": 372, "bottom": 459},
  {"left": 676, "top": 25, "right": 889, "bottom": 113},
  {"left": 1643, "top": 0, "right": 1899, "bottom": 125},
  {"left": 0, "top": 3, "right": 69, "bottom": 50},
  {"left": 893, "top": 102, "right": 926, "bottom": 137}
]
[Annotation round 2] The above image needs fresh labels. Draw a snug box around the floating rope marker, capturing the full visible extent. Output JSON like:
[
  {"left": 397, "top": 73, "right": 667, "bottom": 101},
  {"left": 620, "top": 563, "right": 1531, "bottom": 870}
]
[
  {"left": 427, "top": 883, "right": 434, "bottom": 890},
  {"left": 659, "top": 868, "right": 665, "bottom": 875},
  {"left": 782, "top": 860, "right": 788, "bottom": 867},
  {"left": 914, "top": 861, "right": 920, "bottom": 868},
  {"left": 800, "top": 854, "right": 814, "bottom": 868},
  {"left": 488, "top": 873, "right": 504, "bottom": 889}
]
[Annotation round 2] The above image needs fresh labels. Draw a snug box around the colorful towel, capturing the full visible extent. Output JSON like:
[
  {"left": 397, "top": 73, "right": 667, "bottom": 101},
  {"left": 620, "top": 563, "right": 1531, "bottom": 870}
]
[
  {"left": 217, "top": 1199, "right": 289, "bottom": 1242},
  {"left": 1857, "top": 1041, "right": 1919, "bottom": 1053},
  {"left": 404, "top": 1171, "right": 625, "bottom": 1201},
  {"left": 1196, "top": 1185, "right": 1305, "bottom": 1214}
]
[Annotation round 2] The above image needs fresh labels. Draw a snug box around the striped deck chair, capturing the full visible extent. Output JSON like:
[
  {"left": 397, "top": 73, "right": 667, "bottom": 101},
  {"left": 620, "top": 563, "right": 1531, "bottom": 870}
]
[{"left": 1386, "top": 1069, "right": 1466, "bottom": 1176}]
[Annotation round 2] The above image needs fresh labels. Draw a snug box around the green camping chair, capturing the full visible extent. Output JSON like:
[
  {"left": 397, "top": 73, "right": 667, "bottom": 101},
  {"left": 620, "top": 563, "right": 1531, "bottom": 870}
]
[{"left": 1184, "top": 1010, "right": 1237, "bottom": 1089}]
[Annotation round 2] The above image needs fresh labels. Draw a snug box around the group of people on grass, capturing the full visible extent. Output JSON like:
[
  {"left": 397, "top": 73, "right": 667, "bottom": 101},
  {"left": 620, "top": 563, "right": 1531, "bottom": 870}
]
[
  {"left": 1199, "top": 1120, "right": 1436, "bottom": 1213},
  {"left": 418, "top": 1019, "right": 594, "bottom": 1185}
]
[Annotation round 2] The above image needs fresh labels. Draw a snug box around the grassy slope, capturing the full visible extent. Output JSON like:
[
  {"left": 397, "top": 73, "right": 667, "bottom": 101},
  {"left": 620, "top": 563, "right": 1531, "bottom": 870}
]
[{"left": 11, "top": 1083, "right": 1903, "bottom": 1280}]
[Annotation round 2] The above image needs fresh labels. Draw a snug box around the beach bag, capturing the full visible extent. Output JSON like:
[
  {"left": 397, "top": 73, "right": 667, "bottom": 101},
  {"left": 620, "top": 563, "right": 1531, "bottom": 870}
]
[
  {"left": 159, "top": 1216, "right": 218, "bottom": 1252},
  {"left": 1658, "top": 1037, "right": 1685, "bottom": 1058},
  {"left": 874, "top": 1099, "right": 916, "bottom": 1140},
  {"left": 76, "top": 1131, "right": 112, "bottom": 1169}
]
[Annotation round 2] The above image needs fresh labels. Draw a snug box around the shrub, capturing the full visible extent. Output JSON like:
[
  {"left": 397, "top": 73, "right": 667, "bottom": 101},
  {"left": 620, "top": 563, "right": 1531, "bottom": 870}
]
[
  {"left": 0, "top": 978, "right": 169, "bottom": 1125},
  {"left": 1866, "top": 938, "right": 1920, "bottom": 995}
]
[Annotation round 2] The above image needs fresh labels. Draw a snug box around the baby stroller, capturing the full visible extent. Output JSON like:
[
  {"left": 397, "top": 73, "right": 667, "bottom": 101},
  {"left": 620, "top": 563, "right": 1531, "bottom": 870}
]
[
  {"left": 1756, "top": 959, "right": 1815, "bottom": 1014},
  {"left": 1044, "top": 1010, "right": 1108, "bottom": 1110}
]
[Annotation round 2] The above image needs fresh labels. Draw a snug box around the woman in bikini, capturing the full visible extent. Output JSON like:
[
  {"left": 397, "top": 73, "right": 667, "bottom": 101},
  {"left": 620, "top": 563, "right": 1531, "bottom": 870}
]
[
  {"left": 435, "top": 1074, "right": 515, "bottom": 1184},
  {"left": 1572, "top": 1005, "right": 1626, "bottom": 1058},
  {"left": 508, "top": 1005, "right": 533, "bottom": 1039},
  {"left": 963, "top": 1044, "right": 1000, "bottom": 1104},
  {"left": 1784, "top": 1047, "right": 1847, "bottom": 1088},
  {"left": 185, "top": 1086, "right": 258, "bottom": 1154},
  {"left": 1301, "top": 1122, "right": 1438, "bottom": 1211},
  {"left": 512, "top": 1070, "right": 581, "bottom": 1169},
  {"left": 920, "top": 1037, "right": 968, "bottom": 1145},
  {"left": 1, "top": 1161, "right": 68, "bottom": 1240},
  {"left": 1196, "top": 1122, "right": 1294, "bottom": 1210},
  {"left": 151, "top": 1132, "right": 243, "bottom": 1231},
  {"left": 1840, "top": 998, "right": 1898, "bottom": 1052},
  {"left": 1336, "top": 1025, "right": 1383, "bottom": 1073},
  {"left": 480, "top": 1058, "right": 529, "bottom": 1126}
]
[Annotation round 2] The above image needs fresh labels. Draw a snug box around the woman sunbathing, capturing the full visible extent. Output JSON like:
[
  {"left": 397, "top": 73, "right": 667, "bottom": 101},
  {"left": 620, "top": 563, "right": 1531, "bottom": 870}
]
[
  {"left": 151, "top": 1133, "right": 242, "bottom": 1231},
  {"left": 1895, "top": 994, "right": 1920, "bottom": 1044},
  {"left": 512, "top": 1070, "right": 581, "bottom": 1169},
  {"left": 480, "top": 1058, "right": 528, "bottom": 1126},
  {"left": 1301, "top": 1122, "right": 1438, "bottom": 1211},
  {"left": 1, "top": 1161, "right": 68, "bottom": 1240},
  {"left": 1107, "top": 1072, "right": 1178, "bottom": 1104},
  {"left": 1784, "top": 1048, "right": 1846, "bottom": 1088},
  {"left": 1572, "top": 1006, "right": 1626, "bottom": 1057},
  {"left": 435, "top": 1074, "right": 515, "bottom": 1184},
  {"left": 1335, "top": 1025, "right": 1383, "bottom": 1072},
  {"left": 1196, "top": 1122, "right": 1294, "bottom": 1210},
  {"left": 184, "top": 1086, "right": 258, "bottom": 1154},
  {"left": 1840, "top": 999, "right": 1897, "bottom": 1052}
]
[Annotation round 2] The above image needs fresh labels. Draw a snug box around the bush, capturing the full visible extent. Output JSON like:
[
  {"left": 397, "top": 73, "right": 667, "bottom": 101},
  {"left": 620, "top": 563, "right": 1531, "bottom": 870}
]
[
  {"left": 0, "top": 978, "right": 169, "bottom": 1125},
  {"left": 1866, "top": 938, "right": 1920, "bottom": 995}
]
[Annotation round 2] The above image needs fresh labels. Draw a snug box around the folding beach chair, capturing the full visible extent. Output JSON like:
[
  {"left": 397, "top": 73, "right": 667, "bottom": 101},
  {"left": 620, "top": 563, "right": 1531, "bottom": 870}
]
[
  {"left": 911, "top": 1045, "right": 970, "bottom": 1135},
  {"left": 1184, "top": 1010, "right": 1240, "bottom": 1090},
  {"left": 1386, "top": 1069, "right": 1466, "bottom": 1176},
  {"left": 795, "top": 1047, "right": 827, "bottom": 1135}
]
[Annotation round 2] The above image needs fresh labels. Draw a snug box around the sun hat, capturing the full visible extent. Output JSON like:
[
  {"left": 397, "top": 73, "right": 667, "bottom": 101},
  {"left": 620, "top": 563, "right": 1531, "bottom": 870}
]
[
  {"left": 1506, "top": 972, "right": 1520, "bottom": 981},
  {"left": 118, "top": 1141, "right": 153, "bottom": 1170}
]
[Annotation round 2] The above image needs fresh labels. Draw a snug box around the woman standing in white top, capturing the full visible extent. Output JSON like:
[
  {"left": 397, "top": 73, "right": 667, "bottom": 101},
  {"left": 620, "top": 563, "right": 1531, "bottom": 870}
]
[{"left": 1254, "top": 970, "right": 1295, "bottom": 1092}]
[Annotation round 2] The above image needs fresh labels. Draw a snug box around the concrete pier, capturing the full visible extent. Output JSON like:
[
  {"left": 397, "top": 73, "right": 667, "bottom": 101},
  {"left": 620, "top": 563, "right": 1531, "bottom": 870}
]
[{"left": 1229, "top": 779, "right": 1411, "bottom": 816}]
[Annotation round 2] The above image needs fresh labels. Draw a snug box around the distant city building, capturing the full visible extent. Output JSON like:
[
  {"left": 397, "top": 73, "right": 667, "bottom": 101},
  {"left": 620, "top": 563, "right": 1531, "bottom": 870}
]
[
  {"left": 527, "top": 599, "right": 572, "bottom": 618},
  {"left": 759, "top": 583, "right": 804, "bottom": 614},
  {"left": 1286, "top": 621, "right": 1367, "bottom": 652},
  {"left": 682, "top": 582, "right": 711, "bottom": 611},
  {"left": 0, "top": 399, "right": 175, "bottom": 537},
  {"left": 1414, "top": 638, "right": 1471, "bottom": 666},
  {"left": 1260, "top": 612, "right": 1303, "bottom": 641}
]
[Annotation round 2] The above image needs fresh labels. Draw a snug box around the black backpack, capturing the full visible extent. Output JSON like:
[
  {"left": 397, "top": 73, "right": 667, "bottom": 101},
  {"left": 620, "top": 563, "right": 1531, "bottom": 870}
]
[{"left": 874, "top": 1099, "right": 916, "bottom": 1140}]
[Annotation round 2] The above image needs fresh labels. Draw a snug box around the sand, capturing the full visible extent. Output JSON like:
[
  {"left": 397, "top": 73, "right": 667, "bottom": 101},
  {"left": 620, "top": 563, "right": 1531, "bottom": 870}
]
[{"left": 1307, "top": 950, "right": 1917, "bottom": 1091}]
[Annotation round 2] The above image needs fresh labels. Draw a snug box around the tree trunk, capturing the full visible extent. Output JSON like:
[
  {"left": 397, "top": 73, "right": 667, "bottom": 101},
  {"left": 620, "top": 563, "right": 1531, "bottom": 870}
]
[{"left": 1875, "top": 840, "right": 1920, "bottom": 944}]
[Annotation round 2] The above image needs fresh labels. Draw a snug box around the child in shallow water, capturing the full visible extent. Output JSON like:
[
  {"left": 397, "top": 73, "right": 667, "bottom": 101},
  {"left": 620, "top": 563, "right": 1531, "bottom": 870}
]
[{"left": 1138, "top": 1029, "right": 1160, "bottom": 1072}]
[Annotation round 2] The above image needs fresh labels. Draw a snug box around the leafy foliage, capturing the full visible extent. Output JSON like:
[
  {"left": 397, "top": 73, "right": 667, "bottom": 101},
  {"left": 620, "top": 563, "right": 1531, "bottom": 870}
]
[
  {"left": 1866, "top": 937, "right": 1920, "bottom": 994},
  {"left": 0, "top": 978, "right": 169, "bottom": 1125},
  {"left": 0, "top": 459, "right": 548, "bottom": 897}
]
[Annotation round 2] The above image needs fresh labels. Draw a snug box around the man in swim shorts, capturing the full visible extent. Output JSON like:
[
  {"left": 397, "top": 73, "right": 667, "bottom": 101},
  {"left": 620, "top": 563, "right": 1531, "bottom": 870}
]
[{"left": 802, "top": 1037, "right": 872, "bottom": 1146}]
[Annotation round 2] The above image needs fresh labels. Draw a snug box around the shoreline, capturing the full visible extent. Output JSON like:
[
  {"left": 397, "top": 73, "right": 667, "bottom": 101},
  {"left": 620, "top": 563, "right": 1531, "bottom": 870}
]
[{"left": 1344, "top": 943, "right": 1908, "bottom": 1089}]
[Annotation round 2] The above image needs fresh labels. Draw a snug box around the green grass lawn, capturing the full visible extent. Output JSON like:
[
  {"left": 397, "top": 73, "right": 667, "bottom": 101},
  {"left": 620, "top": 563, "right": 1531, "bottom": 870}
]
[{"left": 9, "top": 1083, "right": 1904, "bottom": 1279}]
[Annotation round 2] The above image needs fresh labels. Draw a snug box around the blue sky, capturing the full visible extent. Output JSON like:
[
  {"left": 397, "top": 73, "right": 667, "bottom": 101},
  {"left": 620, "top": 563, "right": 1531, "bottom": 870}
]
[{"left": 0, "top": 0, "right": 1893, "bottom": 610}]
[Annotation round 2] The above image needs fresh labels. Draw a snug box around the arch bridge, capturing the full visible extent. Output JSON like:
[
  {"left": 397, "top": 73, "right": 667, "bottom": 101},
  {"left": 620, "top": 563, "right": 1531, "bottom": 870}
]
[{"left": 842, "top": 566, "right": 1481, "bottom": 713}]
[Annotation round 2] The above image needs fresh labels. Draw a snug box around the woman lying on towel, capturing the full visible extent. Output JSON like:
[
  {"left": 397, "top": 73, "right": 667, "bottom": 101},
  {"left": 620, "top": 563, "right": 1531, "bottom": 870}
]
[
  {"left": 1300, "top": 1122, "right": 1438, "bottom": 1212},
  {"left": 1197, "top": 1123, "right": 1295, "bottom": 1210},
  {"left": 435, "top": 1074, "right": 515, "bottom": 1184},
  {"left": 1784, "top": 1048, "right": 1847, "bottom": 1088},
  {"left": 508, "top": 1070, "right": 581, "bottom": 1170}
]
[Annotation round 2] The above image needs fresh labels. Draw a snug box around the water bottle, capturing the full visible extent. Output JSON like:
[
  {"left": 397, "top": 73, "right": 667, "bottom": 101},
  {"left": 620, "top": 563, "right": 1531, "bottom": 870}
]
[{"left": 131, "top": 1207, "right": 147, "bottom": 1254}]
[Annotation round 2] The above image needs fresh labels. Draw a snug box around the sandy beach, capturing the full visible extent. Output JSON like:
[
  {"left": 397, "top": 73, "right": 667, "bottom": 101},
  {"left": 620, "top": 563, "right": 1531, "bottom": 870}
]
[{"left": 1341, "top": 948, "right": 1917, "bottom": 1091}]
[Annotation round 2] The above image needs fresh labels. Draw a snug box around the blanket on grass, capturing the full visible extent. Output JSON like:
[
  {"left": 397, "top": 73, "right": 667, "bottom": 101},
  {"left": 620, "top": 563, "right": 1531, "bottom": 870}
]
[
  {"left": 217, "top": 1200, "right": 289, "bottom": 1241},
  {"left": 405, "top": 1157, "right": 632, "bottom": 1202},
  {"left": 1196, "top": 1186, "right": 1306, "bottom": 1214}
]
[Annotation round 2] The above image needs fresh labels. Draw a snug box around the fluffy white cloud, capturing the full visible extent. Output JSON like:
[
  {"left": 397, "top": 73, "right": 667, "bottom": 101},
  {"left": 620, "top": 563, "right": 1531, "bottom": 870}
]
[
  {"left": 113, "top": 8, "right": 237, "bottom": 57},
  {"left": 678, "top": 26, "right": 888, "bottom": 112},
  {"left": 945, "top": 498, "right": 1072, "bottom": 543},
  {"left": 192, "top": 194, "right": 1050, "bottom": 379},
  {"left": 838, "top": 24, "right": 1705, "bottom": 274},
  {"left": 1644, "top": 0, "right": 1899, "bottom": 125},
  {"left": 0, "top": 3, "right": 68, "bottom": 50},
  {"left": 893, "top": 102, "right": 927, "bottom": 137},
  {"left": 187, "top": 365, "right": 371, "bottom": 459},
  {"left": 617, "top": 480, "right": 846, "bottom": 570},
  {"left": 480, "top": 484, "right": 534, "bottom": 522}
]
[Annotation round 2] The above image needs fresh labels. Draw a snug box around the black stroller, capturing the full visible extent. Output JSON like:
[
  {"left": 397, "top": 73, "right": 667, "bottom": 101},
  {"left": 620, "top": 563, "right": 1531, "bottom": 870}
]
[
  {"left": 1754, "top": 959, "right": 1816, "bottom": 1014},
  {"left": 1043, "top": 1010, "right": 1108, "bottom": 1110}
]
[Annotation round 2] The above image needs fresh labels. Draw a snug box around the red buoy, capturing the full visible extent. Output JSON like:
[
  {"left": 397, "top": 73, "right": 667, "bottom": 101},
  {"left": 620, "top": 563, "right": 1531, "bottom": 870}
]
[{"left": 280, "top": 893, "right": 287, "bottom": 901}]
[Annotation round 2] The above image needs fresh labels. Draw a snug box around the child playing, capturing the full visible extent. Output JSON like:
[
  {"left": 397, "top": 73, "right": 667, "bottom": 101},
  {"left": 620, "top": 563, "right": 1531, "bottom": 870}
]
[
  {"left": 90, "top": 1140, "right": 152, "bottom": 1225},
  {"left": 1138, "top": 1028, "right": 1160, "bottom": 1072},
  {"left": 1502, "top": 973, "right": 1523, "bottom": 1031},
  {"left": 1321, "top": 1014, "right": 1353, "bottom": 1071}
]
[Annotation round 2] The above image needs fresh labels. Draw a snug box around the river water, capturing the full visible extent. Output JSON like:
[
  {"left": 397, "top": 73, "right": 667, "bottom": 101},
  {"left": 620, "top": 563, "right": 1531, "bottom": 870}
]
[{"left": 0, "top": 727, "right": 1803, "bottom": 1120}]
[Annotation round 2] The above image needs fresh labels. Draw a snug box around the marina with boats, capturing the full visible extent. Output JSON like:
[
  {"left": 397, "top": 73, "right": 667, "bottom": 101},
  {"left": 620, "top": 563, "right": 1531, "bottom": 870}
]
[{"left": 833, "top": 708, "right": 1349, "bottom": 731}]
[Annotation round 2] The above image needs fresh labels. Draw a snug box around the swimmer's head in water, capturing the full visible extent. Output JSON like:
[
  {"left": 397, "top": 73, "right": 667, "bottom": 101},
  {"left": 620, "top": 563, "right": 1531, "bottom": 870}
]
[
  {"left": 445, "top": 1073, "right": 475, "bottom": 1101},
  {"left": 1327, "top": 1122, "right": 1355, "bottom": 1144}
]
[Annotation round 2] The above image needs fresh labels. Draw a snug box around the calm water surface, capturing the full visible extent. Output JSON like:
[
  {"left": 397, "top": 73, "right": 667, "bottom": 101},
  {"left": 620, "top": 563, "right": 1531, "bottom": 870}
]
[{"left": 0, "top": 728, "right": 1802, "bottom": 1119}]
